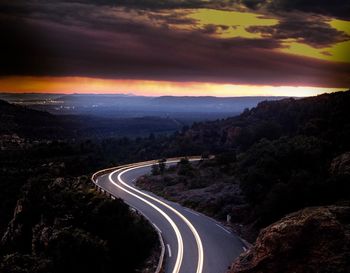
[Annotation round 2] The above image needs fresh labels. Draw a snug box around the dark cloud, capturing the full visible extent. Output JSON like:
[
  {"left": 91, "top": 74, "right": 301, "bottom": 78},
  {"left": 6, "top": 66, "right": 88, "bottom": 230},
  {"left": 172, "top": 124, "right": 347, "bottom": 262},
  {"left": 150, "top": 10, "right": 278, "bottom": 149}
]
[
  {"left": 269, "top": 0, "right": 350, "bottom": 20},
  {"left": 1, "top": 14, "right": 349, "bottom": 87},
  {"left": 199, "top": 24, "right": 230, "bottom": 35},
  {"left": 0, "top": 0, "right": 349, "bottom": 88},
  {"left": 241, "top": 0, "right": 350, "bottom": 20},
  {"left": 220, "top": 37, "right": 281, "bottom": 49},
  {"left": 145, "top": 10, "right": 197, "bottom": 28},
  {"left": 69, "top": 0, "right": 350, "bottom": 19},
  {"left": 247, "top": 15, "right": 350, "bottom": 48},
  {"left": 63, "top": 0, "right": 211, "bottom": 9},
  {"left": 3, "top": 0, "right": 349, "bottom": 19}
]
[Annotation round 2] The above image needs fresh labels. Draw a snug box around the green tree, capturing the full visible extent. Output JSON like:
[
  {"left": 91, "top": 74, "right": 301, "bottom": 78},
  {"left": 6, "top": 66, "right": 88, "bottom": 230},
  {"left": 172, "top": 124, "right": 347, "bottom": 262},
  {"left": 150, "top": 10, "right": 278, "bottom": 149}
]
[
  {"left": 151, "top": 164, "right": 160, "bottom": 175},
  {"left": 158, "top": 158, "right": 167, "bottom": 174},
  {"left": 177, "top": 158, "right": 194, "bottom": 177}
]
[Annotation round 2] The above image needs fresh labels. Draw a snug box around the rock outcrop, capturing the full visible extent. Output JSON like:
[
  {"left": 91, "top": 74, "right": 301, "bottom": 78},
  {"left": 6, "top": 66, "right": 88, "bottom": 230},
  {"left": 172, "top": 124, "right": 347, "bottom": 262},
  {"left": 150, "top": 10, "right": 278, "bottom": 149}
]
[
  {"left": 229, "top": 206, "right": 350, "bottom": 273},
  {"left": 330, "top": 152, "right": 350, "bottom": 176}
]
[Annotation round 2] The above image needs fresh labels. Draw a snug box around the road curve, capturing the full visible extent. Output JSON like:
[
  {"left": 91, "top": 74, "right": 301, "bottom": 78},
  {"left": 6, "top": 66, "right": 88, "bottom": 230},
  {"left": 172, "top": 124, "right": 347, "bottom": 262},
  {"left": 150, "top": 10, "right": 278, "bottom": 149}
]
[{"left": 93, "top": 158, "right": 245, "bottom": 273}]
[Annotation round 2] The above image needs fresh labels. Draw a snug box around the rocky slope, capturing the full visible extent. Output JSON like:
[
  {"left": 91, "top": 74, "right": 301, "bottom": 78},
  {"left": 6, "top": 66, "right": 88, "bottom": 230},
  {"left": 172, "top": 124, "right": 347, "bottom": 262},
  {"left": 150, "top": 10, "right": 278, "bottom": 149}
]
[
  {"left": 229, "top": 206, "right": 350, "bottom": 273},
  {"left": 330, "top": 152, "right": 350, "bottom": 176},
  {"left": 0, "top": 175, "right": 157, "bottom": 273}
]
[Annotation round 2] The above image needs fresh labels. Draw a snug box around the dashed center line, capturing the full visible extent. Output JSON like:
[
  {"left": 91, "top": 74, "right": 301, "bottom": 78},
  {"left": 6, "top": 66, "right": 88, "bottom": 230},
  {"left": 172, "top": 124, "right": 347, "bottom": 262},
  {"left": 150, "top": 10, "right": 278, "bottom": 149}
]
[{"left": 167, "top": 244, "right": 172, "bottom": 258}]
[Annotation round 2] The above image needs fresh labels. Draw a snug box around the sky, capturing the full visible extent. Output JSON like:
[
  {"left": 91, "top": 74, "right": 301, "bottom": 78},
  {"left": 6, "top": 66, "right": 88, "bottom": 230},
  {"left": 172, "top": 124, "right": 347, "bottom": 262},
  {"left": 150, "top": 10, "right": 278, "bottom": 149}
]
[{"left": 0, "top": 0, "right": 349, "bottom": 96}]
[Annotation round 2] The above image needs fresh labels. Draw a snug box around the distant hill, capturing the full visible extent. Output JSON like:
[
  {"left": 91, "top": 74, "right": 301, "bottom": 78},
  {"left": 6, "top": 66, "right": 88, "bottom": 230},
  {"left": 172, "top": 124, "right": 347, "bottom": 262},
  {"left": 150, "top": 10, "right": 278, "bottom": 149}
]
[
  {"left": 150, "top": 96, "right": 286, "bottom": 113},
  {"left": 0, "top": 93, "right": 286, "bottom": 120},
  {"left": 0, "top": 93, "right": 63, "bottom": 102},
  {"left": 0, "top": 99, "right": 69, "bottom": 138},
  {"left": 2, "top": 91, "right": 348, "bottom": 144},
  {"left": 0, "top": 99, "right": 184, "bottom": 139}
]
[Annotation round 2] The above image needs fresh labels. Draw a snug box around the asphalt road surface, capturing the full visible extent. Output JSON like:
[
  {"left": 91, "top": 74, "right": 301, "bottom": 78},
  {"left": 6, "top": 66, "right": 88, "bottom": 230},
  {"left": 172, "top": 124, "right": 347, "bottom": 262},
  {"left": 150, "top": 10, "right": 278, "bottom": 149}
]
[{"left": 94, "top": 159, "right": 246, "bottom": 273}]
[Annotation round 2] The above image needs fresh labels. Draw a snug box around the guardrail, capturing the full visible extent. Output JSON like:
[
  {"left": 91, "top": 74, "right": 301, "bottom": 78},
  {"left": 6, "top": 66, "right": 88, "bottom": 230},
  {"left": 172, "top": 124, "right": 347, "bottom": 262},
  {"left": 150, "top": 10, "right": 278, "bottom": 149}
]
[
  {"left": 155, "top": 228, "right": 165, "bottom": 273},
  {"left": 90, "top": 156, "right": 202, "bottom": 273}
]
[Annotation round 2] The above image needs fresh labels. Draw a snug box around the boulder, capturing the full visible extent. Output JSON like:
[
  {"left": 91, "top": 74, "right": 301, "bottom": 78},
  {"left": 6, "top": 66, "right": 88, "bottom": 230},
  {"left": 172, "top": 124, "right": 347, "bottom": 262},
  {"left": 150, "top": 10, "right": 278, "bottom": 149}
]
[{"left": 229, "top": 206, "right": 350, "bottom": 273}]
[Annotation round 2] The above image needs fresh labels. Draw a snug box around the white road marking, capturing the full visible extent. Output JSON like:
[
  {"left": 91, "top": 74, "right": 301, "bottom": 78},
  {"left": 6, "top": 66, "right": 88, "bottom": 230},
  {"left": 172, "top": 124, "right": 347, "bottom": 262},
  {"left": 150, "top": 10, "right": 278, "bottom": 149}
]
[
  {"left": 115, "top": 159, "right": 204, "bottom": 273},
  {"left": 184, "top": 208, "right": 199, "bottom": 216},
  {"left": 153, "top": 223, "right": 162, "bottom": 234},
  {"left": 167, "top": 244, "right": 172, "bottom": 258},
  {"left": 215, "top": 224, "right": 231, "bottom": 234},
  {"left": 109, "top": 170, "right": 184, "bottom": 273}
]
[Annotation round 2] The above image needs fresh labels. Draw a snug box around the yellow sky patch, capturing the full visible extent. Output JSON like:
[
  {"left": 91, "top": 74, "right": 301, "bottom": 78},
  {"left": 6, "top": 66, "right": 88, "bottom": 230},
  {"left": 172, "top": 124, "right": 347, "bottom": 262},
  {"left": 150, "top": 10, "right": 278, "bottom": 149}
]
[
  {"left": 117, "top": 7, "right": 349, "bottom": 63},
  {"left": 329, "top": 19, "right": 350, "bottom": 35},
  {"left": 171, "top": 9, "right": 349, "bottom": 63},
  {"left": 179, "top": 8, "right": 278, "bottom": 38},
  {"left": 327, "top": 41, "right": 350, "bottom": 62},
  {"left": 279, "top": 39, "right": 350, "bottom": 63}
]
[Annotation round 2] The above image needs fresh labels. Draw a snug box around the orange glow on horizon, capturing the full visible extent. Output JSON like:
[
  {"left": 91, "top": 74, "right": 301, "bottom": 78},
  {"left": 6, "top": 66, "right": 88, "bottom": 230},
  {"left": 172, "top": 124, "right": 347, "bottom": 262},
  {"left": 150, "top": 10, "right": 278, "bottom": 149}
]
[{"left": 0, "top": 76, "right": 345, "bottom": 97}]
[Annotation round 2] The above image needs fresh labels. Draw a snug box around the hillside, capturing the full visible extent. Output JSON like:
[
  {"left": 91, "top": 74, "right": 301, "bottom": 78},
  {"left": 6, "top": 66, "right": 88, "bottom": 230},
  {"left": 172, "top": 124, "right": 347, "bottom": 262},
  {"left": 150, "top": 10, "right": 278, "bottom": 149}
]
[
  {"left": 0, "top": 132, "right": 160, "bottom": 273},
  {"left": 0, "top": 174, "right": 157, "bottom": 273},
  {"left": 2, "top": 91, "right": 350, "bottom": 273},
  {"left": 0, "top": 99, "right": 69, "bottom": 138},
  {"left": 135, "top": 91, "right": 350, "bottom": 272},
  {"left": 138, "top": 90, "right": 350, "bottom": 239},
  {"left": 0, "top": 99, "right": 183, "bottom": 139},
  {"left": 167, "top": 90, "right": 350, "bottom": 155}
]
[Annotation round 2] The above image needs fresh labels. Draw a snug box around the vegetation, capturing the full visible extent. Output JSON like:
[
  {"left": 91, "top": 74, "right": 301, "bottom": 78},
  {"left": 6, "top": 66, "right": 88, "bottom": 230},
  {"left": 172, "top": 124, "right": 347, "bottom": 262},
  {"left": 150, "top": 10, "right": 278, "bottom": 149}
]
[
  {"left": 1, "top": 90, "right": 350, "bottom": 272},
  {"left": 137, "top": 158, "right": 244, "bottom": 220},
  {"left": 0, "top": 99, "right": 182, "bottom": 139},
  {"left": 0, "top": 175, "right": 157, "bottom": 273},
  {"left": 236, "top": 135, "right": 350, "bottom": 227},
  {"left": 151, "top": 158, "right": 167, "bottom": 176},
  {"left": 0, "top": 101, "right": 167, "bottom": 272},
  {"left": 137, "top": 91, "right": 350, "bottom": 239}
]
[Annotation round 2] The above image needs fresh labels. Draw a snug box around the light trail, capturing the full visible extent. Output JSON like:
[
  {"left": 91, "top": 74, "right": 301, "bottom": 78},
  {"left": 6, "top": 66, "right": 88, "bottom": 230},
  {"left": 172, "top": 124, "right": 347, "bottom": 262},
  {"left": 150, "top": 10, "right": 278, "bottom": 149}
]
[
  {"left": 108, "top": 169, "right": 184, "bottom": 273},
  {"left": 114, "top": 159, "right": 204, "bottom": 273}
]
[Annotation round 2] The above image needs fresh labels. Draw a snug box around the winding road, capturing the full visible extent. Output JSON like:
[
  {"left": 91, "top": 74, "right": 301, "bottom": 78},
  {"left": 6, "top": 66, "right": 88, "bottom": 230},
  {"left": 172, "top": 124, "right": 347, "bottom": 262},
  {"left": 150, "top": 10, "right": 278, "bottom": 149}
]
[{"left": 92, "top": 158, "right": 245, "bottom": 273}]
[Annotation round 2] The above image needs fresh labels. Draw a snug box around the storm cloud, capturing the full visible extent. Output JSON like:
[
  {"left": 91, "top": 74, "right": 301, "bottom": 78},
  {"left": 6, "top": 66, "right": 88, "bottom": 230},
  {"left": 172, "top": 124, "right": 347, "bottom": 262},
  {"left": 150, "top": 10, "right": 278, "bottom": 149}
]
[
  {"left": 1, "top": 0, "right": 349, "bottom": 87},
  {"left": 247, "top": 14, "right": 350, "bottom": 48},
  {"left": 242, "top": 0, "right": 350, "bottom": 20}
]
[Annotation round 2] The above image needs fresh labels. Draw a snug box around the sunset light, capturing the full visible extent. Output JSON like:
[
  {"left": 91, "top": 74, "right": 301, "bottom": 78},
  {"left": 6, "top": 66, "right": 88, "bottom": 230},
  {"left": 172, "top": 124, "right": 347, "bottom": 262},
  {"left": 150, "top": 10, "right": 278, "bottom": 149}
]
[{"left": 0, "top": 77, "right": 344, "bottom": 97}]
